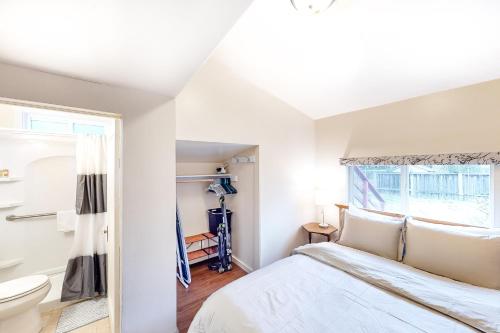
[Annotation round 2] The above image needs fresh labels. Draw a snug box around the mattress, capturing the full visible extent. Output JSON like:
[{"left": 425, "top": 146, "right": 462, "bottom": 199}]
[{"left": 188, "top": 243, "right": 500, "bottom": 333}]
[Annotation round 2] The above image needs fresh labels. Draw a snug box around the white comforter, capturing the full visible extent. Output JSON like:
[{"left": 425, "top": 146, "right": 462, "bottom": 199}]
[{"left": 189, "top": 243, "right": 500, "bottom": 333}]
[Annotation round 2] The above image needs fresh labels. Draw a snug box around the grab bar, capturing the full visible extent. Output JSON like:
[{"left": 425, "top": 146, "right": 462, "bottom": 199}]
[{"left": 6, "top": 212, "right": 56, "bottom": 221}]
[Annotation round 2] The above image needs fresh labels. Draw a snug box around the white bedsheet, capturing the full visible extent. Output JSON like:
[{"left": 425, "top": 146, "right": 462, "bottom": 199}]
[{"left": 189, "top": 243, "right": 500, "bottom": 333}]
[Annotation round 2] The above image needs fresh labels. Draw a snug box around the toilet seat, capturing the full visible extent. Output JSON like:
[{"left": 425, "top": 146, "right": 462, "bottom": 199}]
[{"left": 0, "top": 275, "right": 49, "bottom": 304}]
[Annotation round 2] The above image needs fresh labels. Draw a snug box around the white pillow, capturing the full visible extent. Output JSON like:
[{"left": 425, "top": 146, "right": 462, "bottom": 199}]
[
  {"left": 403, "top": 219, "right": 500, "bottom": 290},
  {"left": 337, "top": 207, "right": 405, "bottom": 261}
]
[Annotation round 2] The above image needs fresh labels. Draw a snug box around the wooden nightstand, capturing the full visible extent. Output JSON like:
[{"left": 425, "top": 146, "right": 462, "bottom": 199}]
[{"left": 302, "top": 223, "right": 338, "bottom": 244}]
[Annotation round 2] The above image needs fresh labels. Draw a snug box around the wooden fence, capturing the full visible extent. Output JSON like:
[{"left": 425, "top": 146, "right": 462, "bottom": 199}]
[{"left": 374, "top": 173, "right": 489, "bottom": 198}]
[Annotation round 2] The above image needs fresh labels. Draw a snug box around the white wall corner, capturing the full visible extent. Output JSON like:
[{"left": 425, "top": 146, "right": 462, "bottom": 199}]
[{"left": 232, "top": 255, "right": 253, "bottom": 273}]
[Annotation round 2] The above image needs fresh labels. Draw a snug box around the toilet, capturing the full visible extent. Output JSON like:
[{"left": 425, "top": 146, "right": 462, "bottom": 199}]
[{"left": 0, "top": 275, "right": 51, "bottom": 333}]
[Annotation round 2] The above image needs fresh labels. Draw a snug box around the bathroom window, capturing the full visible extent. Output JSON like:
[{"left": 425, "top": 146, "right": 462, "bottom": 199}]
[{"left": 23, "top": 112, "right": 105, "bottom": 135}]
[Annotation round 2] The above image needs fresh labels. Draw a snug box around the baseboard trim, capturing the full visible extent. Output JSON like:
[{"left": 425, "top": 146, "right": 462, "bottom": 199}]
[{"left": 232, "top": 256, "right": 253, "bottom": 273}]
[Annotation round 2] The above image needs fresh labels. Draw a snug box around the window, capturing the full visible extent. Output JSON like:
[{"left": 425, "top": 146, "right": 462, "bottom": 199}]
[
  {"left": 23, "top": 113, "right": 105, "bottom": 135},
  {"left": 348, "top": 165, "right": 492, "bottom": 227},
  {"left": 349, "top": 166, "right": 402, "bottom": 212}
]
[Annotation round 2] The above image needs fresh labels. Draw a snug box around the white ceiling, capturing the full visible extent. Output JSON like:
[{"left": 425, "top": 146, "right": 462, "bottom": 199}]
[
  {"left": 2, "top": 0, "right": 499, "bottom": 119},
  {"left": 176, "top": 140, "right": 254, "bottom": 163},
  {"left": 0, "top": 0, "right": 252, "bottom": 97},
  {"left": 213, "top": 0, "right": 500, "bottom": 119}
]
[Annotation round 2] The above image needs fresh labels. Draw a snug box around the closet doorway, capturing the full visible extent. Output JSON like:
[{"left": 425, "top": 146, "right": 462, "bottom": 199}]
[{"left": 175, "top": 140, "right": 259, "bottom": 333}]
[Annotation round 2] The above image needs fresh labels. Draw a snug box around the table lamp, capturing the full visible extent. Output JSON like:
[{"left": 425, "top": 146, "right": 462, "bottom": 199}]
[{"left": 315, "top": 189, "right": 332, "bottom": 228}]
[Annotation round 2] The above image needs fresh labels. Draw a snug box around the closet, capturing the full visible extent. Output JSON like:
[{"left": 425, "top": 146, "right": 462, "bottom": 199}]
[{"left": 175, "top": 140, "right": 258, "bottom": 287}]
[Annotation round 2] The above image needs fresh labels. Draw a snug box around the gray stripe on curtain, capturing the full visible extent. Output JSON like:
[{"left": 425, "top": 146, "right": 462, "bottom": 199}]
[
  {"left": 61, "top": 254, "right": 107, "bottom": 301},
  {"left": 76, "top": 174, "right": 107, "bottom": 214},
  {"left": 62, "top": 171, "right": 108, "bottom": 302}
]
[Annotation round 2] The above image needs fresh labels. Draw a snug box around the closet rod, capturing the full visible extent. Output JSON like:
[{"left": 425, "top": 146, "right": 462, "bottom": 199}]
[{"left": 176, "top": 174, "right": 235, "bottom": 183}]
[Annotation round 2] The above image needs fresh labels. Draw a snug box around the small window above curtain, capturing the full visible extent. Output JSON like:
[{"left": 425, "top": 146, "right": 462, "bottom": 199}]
[{"left": 22, "top": 112, "right": 105, "bottom": 135}]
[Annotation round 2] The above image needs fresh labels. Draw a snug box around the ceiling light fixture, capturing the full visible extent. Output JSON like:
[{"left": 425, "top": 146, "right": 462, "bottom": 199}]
[{"left": 290, "top": 0, "right": 336, "bottom": 15}]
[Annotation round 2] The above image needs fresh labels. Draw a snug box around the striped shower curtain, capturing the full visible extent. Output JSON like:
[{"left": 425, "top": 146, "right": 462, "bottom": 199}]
[{"left": 61, "top": 135, "right": 108, "bottom": 301}]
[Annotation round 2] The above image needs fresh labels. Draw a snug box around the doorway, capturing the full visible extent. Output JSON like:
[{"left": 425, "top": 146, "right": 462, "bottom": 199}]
[
  {"left": 175, "top": 140, "right": 259, "bottom": 332},
  {"left": 0, "top": 98, "right": 122, "bottom": 333}
]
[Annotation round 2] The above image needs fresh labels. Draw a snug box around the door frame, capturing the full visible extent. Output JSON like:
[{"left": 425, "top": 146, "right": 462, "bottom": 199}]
[{"left": 0, "top": 97, "right": 123, "bottom": 332}]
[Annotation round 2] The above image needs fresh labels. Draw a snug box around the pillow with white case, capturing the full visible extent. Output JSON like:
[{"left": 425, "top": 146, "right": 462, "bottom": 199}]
[
  {"left": 403, "top": 218, "right": 500, "bottom": 290},
  {"left": 337, "top": 207, "right": 405, "bottom": 261}
]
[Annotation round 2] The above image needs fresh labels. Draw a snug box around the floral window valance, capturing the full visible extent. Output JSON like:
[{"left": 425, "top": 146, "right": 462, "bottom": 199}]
[{"left": 339, "top": 152, "right": 500, "bottom": 166}]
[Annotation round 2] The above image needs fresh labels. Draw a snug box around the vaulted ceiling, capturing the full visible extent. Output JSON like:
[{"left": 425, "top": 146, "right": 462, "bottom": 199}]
[
  {"left": 213, "top": 0, "right": 500, "bottom": 119},
  {"left": 0, "top": 0, "right": 252, "bottom": 97},
  {"left": 1, "top": 0, "right": 500, "bottom": 119}
]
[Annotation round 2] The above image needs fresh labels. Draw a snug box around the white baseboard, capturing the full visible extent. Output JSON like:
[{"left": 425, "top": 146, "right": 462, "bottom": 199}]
[{"left": 232, "top": 255, "right": 253, "bottom": 273}]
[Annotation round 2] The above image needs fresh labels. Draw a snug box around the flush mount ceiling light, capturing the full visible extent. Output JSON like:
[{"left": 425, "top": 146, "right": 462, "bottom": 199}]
[{"left": 291, "top": 0, "right": 336, "bottom": 15}]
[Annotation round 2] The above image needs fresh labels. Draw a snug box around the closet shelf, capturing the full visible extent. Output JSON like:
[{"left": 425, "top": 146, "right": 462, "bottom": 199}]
[
  {"left": 204, "top": 245, "right": 218, "bottom": 255},
  {"left": 187, "top": 246, "right": 218, "bottom": 262},
  {"left": 0, "top": 177, "right": 23, "bottom": 183},
  {"left": 0, "top": 201, "right": 24, "bottom": 209},
  {"left": 185, "top": 232, "right": 216, "bottom": 245},
  {"left": 185, "top": 232, "right": 218, "bottom": 264},
  {"left": 187, "top": 250, "right": 209, "bottom": 261},
  {"left": 176, "top": 174, "right": 236, "bottom": 183},
  {"left": 0, "top": 258, "right": 23, "bottom": 270}
]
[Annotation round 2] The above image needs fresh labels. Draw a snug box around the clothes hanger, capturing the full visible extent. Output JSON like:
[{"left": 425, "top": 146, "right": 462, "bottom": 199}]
[{"left": 208, "top": 183, "right": 227, "bottom": 197}]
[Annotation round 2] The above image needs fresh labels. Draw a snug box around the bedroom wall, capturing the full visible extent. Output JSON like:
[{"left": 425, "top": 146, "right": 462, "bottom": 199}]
[
  {"left": 0, "top": 63, "right": 177, "bottom": 333},
  {"left": 176, "top": 59, "right": 316, "bottom": 267},
  {"left": 315, "top": 78, "right": 500, "bottom": 226}
]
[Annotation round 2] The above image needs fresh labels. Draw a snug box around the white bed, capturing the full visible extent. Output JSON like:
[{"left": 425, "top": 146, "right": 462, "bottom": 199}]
[{"left": 188, "top": 242, "right": 500, "bottom": 333}]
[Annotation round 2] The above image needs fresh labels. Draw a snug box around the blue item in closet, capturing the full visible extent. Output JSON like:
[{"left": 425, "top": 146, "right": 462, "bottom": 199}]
[
  {"left": 208, "top": 208, "right": 232, "bottom": 235},
  {"left": 219, "top": 177, "right": 237, "bottom": 194},
  {"left": 176, "top": 203, "right": 191, "bottom": 288}
]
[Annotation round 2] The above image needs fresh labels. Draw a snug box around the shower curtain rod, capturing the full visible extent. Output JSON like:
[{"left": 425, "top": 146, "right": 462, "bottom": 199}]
[{"left": 6, "top": 212, "right": 56, "bottom": 221}]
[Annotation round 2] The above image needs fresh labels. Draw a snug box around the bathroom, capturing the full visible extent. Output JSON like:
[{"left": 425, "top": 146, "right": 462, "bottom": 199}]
[{"left": 0, "top": 101, "right": 121, "bottom": 333}]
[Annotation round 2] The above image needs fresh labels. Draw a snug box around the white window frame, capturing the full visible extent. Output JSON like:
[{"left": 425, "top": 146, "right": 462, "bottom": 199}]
[
  {"left": 23, "top": 112, "right": 72, "bottom": 133},
  {"left": 347, "top": 165, "right": 497, "bottom": 228},
  {"left": 492, "top": 165, "right": 500, "bottom": 227}
]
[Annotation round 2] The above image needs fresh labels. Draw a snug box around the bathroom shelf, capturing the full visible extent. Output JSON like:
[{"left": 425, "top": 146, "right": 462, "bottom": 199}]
[
  {"left": 0, "top": 177, "right": 23, "bottom": 183},
  {"left": 0, "top": 201, "right": 24, "bottom": 209},
  {"left": 0, "top": 258, "right": 23, "bottom": 270}
]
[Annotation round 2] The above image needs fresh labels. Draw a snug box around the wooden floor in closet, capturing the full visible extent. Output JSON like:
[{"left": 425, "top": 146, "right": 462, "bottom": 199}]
[{"left": 177, "top": 260, "right": 247, "bottom": 333}]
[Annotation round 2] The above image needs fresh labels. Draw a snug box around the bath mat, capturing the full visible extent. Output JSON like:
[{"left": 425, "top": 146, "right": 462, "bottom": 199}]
[{"left": 56, "top": 297, "right": 109, "bottom": 333}]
